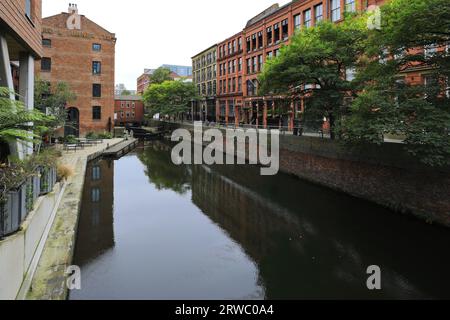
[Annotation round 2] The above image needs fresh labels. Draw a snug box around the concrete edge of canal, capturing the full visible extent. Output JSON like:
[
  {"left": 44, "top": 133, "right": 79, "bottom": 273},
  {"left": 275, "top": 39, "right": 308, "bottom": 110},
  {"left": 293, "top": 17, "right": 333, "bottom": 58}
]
[{"left": 23, "top": 139, "right": 126, "bottom": 300}]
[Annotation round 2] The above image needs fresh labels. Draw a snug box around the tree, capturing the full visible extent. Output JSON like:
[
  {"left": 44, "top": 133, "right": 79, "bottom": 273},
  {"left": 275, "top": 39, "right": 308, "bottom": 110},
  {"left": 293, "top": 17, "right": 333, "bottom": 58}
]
[
  {"left": 341, "top": 0, "right": 450, "bottom": 166},
  {"left": 121, "top": 89, "right": 132, "bottom": 96},
  {"left": 259, "top": 17, "right": 368, "bottom": 139},
  {"left": 143, "top": 80, "right": 197, "bottom": 118},
  {"left": 34, "top": 78, "right": 76, "bottom": 131},
  {"left": 150, "top": 67, "right": 172, "bottom": 85}
]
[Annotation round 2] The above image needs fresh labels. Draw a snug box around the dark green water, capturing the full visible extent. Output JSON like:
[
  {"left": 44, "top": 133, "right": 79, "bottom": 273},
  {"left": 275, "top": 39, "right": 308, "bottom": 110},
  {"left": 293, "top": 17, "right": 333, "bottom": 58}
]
[{"left": 70, "top": 141, "right": 450, "bottom": 300}]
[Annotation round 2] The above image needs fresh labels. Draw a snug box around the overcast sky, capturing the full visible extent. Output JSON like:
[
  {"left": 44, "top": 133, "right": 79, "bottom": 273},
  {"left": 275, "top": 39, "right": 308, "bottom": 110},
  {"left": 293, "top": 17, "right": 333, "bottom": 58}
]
[{"left": 42, "top": 0, "right": 290, "bottom": 90}]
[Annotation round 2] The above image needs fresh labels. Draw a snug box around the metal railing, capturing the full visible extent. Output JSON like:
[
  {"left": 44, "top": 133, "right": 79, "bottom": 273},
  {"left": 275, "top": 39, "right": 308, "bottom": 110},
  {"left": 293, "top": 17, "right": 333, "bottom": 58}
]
[
  {"left": 159, "top": 119, "right": 332, "bottom": 139},
  {"left": 0, "top": 166, "right": 57, "bottom": 239}
]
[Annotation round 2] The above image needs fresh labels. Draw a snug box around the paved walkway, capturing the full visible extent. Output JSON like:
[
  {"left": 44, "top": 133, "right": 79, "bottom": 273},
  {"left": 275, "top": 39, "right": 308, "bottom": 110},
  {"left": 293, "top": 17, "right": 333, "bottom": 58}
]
[{"left": 26, "top": 139, "right": 122, "bottom": 300}]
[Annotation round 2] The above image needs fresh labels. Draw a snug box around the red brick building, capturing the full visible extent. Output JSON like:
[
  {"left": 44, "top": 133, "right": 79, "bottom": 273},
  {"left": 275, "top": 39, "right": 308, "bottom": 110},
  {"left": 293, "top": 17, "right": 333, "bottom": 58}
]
[
  {"left": 212, "top": 0, "right": 441, "bottom": 130},
  {"left": 38, "top": 4, "right": 116, "bottom": 137},
  {"left": 216, "top": 32, "right": 245, "bottom": 125},
  {"left": 114, "top": 95, "right": 145, "bottom": 126}
]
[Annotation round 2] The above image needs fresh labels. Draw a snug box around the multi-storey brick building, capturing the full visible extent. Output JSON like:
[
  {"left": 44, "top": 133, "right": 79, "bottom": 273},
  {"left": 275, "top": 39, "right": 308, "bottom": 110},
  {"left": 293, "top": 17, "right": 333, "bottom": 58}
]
[
  {"left": 192, "top": 44, "right": 217, "bottom": 121},
  {"left": 1, "top": 0, "right": 43, "bottom": 159},
  {"left": 212, "top": 0, "right": 403, "bottom": 129},
  {"left": 216, "top": 32, "right": 245, "bottom": 125},
  {"left": 114, "top": 95, "right": 145, "bottom": 127},
  {"left": 38, "top": 4, "right": 116, "bottom": 137}
]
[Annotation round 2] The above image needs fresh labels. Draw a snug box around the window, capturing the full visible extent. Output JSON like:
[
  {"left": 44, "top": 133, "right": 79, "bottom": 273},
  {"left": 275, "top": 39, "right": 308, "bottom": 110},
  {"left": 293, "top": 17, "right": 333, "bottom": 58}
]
[
  {"left": 346, "top": 67, "right": 356, "bottom": 81},
  {"left": 92, "top": 61, "right": 101, "bottom": 75},
  {"left": 92, "top": 106, "right": 101, "bottom": 120},
  {"left": 233, "top": 40, "right": 236, "bottom": 53},
  {"left": 247, "top": 58, "right": 251, "bottom": 74},
  {"left": 266, "top": 27, "right": 273, "bottom": 45},
  {"left": 92, "top": 43, "right": 102, "bottom": 51},
  {"left": 258, "top": 32, "right": 263, "bottom": 49},
  {"left": 228, "top": 79, "right": 231, "bottom": 92},
  {"left": 42, "top": 38, "right": 51, "bottom": 47},
  {"left": 238, "top": 38, "right": 242, "bottom": 51},
  {"left": 232, "top": 60, "right": 236, "bottom": 73},
  {"left": 232, "top": 77, "right": 236, "bottom": 92},
  {"left": 274, "top": 24, "right": 280, "bottom": 42},
  {"left": 246, "top": 37, "right": 251, "bottom": 52},
  {"left": 315, "top": 4, "right": 324, "bottom": 23},
  {"left": 91, "top": 188, "right": 100, "bottom": 203},
  {"left": 424, "top": 44, "right": 438, "bottom": 58},
  {"left": 304, "top": 9, "right": 312, "bottom": 28},
  {"left": 252, "top": 34, "right": 257, "bottom": 51},
  {"left": 238, "top": 76, "right": 242, "bottom": 92},
  {"left": 228, "top": 42, "right": 232, "bottom": 55},
  {"left": 282, "top": 19, "right": 289, "bottom": 40},
  {"left": 25, "top": 0, "right": 32, "bottom": 19},
  {"left": 252, "top": 57, "right": 257, "bottom": 73},
  {"left": 267, "top": 51, "right": 273, "bottom": 59},
  {"left": 294, "top": 14, "right": 301, "bottom": 30},
  {"left": 331, "top": 0, "right": 341, "bottom": 22},
  {"left": 41, "top": 58, "right": 51, "bottom": 71},
  {"left": 238, "top": 58, "right": 242, "bottom": 72},
  {"left": 92, "top": 166, "right": 101, "bottom": 180},
  {"left": 92, "top": 84, "right": 101, "bottom": 97},
  {"left": 345, "top": 0, "right": 356, "bottom": 13},
  {"left": 258, "top": 55, "right": 263, "bottom": 72}
]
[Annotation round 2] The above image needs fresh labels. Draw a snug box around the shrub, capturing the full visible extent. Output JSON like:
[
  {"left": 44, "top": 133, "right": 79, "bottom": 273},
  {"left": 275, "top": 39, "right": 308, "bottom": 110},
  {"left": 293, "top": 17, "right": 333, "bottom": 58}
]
[
  {"left": 57, "top": 164, "right": 75, "bottom": 181},
  {"left": 98, "top": 132, "right": 113, "bottom": 139},
  {"left": 85, "top": 132, "right": 98, "bottom": 139}
]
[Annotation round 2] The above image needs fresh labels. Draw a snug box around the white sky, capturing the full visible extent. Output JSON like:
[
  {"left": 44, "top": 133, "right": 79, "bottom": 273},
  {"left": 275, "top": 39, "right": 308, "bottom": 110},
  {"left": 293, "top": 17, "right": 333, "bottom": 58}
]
[{"left": 42, "top": 0, "right": 290, "bottom": 91}]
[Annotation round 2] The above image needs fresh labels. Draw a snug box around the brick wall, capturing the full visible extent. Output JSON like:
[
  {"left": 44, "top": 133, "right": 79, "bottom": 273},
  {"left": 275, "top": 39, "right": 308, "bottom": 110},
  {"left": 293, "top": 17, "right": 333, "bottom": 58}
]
[{"left": 38, "top": 11, "right": 116, "bottom": 136}]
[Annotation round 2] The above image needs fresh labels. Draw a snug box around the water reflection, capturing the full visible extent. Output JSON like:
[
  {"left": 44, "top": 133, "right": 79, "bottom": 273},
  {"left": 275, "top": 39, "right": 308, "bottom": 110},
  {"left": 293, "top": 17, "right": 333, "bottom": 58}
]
[
  {"left": 73, "top": 158, "right": 115, "bottom": 267},
  {"left": 71, "top": 141, "right": 450, "bottom": 300}
]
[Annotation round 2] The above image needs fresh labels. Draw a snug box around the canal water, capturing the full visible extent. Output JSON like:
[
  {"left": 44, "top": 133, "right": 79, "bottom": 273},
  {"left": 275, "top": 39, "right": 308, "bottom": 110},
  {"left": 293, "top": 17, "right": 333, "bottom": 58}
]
[{"left": 70, "top": 141, "right": 450, "bottom": 300}]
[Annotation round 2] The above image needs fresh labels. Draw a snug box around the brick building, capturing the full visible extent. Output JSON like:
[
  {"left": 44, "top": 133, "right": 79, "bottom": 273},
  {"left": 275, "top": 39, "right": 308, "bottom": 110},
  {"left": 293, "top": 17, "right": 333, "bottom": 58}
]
[
  {"left": 114, "top": 95, "right": 145, "bottom": 127},
  {"left": 0, "top": 0, "right": 43, "bottom": 159},
  {"left": 216, "top": 32, "right": 245, "bottom": 125},
  {"left": 38, "top": 4, "right": 116, "bottom": 137},
  {"left": 210, "top": 0, "right": 440, "bottom": 130},
  {"left": 192, "top": 44, "right": 217, "bottom": 121}
]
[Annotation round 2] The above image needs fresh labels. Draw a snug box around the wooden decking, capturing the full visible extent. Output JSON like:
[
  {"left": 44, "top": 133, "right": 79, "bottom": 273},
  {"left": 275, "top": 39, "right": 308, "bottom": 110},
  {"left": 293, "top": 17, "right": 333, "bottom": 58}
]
[{"left": 102, "top": 138, "right": 139, "bottom": 158}]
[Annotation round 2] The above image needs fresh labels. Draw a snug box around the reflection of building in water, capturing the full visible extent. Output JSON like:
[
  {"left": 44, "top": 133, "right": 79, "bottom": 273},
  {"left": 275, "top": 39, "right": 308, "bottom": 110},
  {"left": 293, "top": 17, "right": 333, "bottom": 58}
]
[
  {"left": 74, "top": 158, "right": 115, "bottom": 266},
  {"left": 191, "top": 164, "right": 441, "bottom": 299}
]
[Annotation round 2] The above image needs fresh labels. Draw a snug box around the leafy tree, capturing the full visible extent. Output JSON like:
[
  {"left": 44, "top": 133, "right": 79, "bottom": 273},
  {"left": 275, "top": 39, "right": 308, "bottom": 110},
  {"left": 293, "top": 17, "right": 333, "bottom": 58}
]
[
  {"left": 0, "top": 87, "right": 53, "bottom": 145},
  {"left": 150, "top": 67, "right": 173, "bottom": 85},
  {"left": 341, "top": 0, "right": 450, "bottom": 166},
  {"left": 143, "top": 80, "right": 197, "bottom": 118},
  {"left": 34, "top": 78, "right": 76, "bottom": 131},
  {"left": 259, "top": 17, "right": 368, "bottom": 139},
  {"left": 121, "top": 89, "right": 132, "bottom": 96}
]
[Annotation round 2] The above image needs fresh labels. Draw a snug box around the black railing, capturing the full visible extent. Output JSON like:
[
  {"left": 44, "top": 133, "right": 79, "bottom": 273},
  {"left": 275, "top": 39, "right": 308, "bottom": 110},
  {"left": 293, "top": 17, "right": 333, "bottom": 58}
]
[{"left": 0, "top": 166, "right": 57, "bottom": 239}]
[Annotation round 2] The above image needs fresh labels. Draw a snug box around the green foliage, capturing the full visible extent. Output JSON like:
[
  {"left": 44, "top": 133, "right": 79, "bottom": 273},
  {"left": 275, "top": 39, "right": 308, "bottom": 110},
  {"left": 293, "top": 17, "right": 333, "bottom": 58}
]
[
  {"left": 0, "top": 87, "right": 54, "bottom": 145},
  {"left": 121, "top": 90, "right": 132, "bottom": 96},
  {"left": 149, "top": 67, "right": 173, "bottom": 85},
  {"left": 143, "top": 80, "right": 197, "bottom": 117},
  {"left": 34, "top": 78, "right": 76, "bottom": 131},
  {"left": 85, "top": 132, "right": 97, "bottom": 139},
  {"left": 0, "top": 148, "right": 59, "bottom": 203},
  {"left": 340, "top": 0, "right": 450, "bottom": 166},
  {"left": 97, "top": 132, "right": 113, "bottom": 139},
  {"left": 259, "top": 16, "right": 368, "bottom": 138},
  {"left": 138, "top": 141, "right": 191, "bottom": 194}
]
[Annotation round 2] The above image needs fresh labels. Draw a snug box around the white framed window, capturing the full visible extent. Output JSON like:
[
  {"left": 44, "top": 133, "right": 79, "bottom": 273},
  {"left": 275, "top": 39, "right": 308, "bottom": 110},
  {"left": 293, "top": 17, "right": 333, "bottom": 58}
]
[
  {"left": 304, "top": 9, "right": 312, "bottom": 28},
  {"left": 294, "top": 14, "right": 301, "bottom": 30},
  {"left": 345, "top": 0, "right": 356, "bottom": 13},
  {"left": 346, "top": 67, "right": 356, "bottom": 81},
  {"left": 331, "top": 0, "right": 341, "bottom": 22}
]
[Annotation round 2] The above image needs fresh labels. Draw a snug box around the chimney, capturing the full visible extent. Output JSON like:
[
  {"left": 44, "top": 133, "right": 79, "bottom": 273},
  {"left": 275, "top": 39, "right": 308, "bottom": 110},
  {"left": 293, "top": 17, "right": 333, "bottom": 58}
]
[{"left": 68, "top": 3, "right": 78, "bottom": 14}]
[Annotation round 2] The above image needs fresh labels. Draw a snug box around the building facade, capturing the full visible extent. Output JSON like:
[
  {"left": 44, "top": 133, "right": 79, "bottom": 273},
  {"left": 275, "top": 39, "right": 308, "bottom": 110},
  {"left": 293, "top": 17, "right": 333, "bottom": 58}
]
[
  {"left": 213, "top": 0, "right": 396, "bottom": 129},
  {"left": 161, "top": 64, "right": 192, "bottom": 77},
  {"left": 216, "top": 32, "right": 245, "bottom": 126},
  {"left": 0, "top": 0, "right": 43, "bottom": 159},
  {"left": 38, "top": 4, "right": 116, "bottom": 137},
  {"left": 114, "top": 95, "right": 145, "bottom": 126},
  {"left": 192, "top": 44, "right": 217, "bottom": 121}
]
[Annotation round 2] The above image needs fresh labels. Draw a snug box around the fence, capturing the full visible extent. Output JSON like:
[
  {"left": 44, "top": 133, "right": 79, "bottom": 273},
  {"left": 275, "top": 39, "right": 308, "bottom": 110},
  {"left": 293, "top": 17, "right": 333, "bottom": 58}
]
[{"left": 0, "top": 166, "right": 57, "bottom": 239}]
